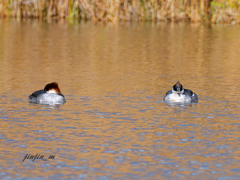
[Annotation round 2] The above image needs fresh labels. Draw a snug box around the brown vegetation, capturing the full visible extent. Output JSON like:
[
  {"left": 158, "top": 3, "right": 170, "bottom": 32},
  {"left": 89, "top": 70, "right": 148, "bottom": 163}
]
[{"left": 0, "top": 0, "right": 239, "bottom": 24}]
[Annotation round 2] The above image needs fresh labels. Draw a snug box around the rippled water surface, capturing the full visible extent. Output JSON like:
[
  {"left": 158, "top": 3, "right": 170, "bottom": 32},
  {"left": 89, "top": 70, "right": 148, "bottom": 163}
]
[{"left": 1, "top": 20, "right": 240, "bottom": 179}]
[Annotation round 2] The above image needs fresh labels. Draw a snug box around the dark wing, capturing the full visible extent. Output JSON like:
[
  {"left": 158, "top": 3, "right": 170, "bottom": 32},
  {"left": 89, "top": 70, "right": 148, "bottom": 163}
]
[
  {"left": 163, "top": 90, "right": 172, "bottom": 101},
  {"left": 184, "top": 89, "right": 198, "bottom": 103},
  {"left": 30, "top": 90, "right": 45, "bottom": 97},
  {"left": 191, "top": 92, "right": 198, "bottom": 103},
  {"left": 184, "top": 89, "right": 193, "bottom": 96},
  {"left": 165, "top": 90, "right": 172, "bottom": 95}
]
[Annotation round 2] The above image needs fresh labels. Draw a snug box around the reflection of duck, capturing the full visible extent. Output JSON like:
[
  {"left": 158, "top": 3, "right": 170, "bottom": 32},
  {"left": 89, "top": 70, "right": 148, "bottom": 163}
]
[
  {"left": 29, "top": 82, "right": 66, "bottom": 105},
  {"left": 164, "top": 81, "right": 198, "bottom": 103}
]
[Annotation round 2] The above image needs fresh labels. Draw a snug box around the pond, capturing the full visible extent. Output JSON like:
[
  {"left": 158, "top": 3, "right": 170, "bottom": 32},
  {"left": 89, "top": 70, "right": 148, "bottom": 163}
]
[{"left": 0, "top": 19, "right": 240, "bottom": 179}]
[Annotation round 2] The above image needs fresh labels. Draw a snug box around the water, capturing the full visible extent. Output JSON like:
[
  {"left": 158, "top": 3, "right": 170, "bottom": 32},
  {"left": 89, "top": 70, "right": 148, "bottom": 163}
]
[{"left": 0, "top": 19, "right": 240, "bottom": 179}]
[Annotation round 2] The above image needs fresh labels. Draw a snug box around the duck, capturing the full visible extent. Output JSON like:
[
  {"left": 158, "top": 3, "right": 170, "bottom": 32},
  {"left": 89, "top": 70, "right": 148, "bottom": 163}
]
[
  {"left": 29, "top": 82, "right": 66, "bottom": 105},
  {"left": 164, "top": 81, "right": 198, "bottom": 103}
]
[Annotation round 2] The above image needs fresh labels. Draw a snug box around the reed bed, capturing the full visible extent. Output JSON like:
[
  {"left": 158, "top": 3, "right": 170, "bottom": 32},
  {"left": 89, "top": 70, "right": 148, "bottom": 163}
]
[{"left": 0, "top": 0, "right": 239, "bottom": 24}]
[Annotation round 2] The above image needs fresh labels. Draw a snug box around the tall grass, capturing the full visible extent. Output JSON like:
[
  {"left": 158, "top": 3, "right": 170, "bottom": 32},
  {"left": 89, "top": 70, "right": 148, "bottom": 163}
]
[{"left": 0, "top": 0, "right": 239, "bottom": 24}]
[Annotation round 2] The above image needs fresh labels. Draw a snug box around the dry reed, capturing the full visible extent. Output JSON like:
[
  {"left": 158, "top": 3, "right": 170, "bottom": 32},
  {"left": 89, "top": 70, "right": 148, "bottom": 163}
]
[{"left": 0, "top": 0, "right": 239, "bottom": 24}]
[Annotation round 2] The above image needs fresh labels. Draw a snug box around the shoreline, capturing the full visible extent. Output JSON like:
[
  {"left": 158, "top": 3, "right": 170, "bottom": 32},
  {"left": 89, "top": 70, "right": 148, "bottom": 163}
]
[{"left": 0, "top": 0, "right": 239, "bottom": 25}]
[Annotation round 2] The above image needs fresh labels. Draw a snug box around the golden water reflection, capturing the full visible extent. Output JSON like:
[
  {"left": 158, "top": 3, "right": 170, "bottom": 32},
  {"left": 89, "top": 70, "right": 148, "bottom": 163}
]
[{"left": 0, "top": 20, "right": 240, "bottom": 179}]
